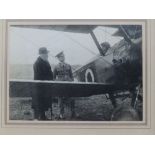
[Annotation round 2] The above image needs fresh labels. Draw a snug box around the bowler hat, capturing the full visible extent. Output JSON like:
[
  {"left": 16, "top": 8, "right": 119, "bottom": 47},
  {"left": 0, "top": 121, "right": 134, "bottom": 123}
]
[{"left": 39, "top": 47, "right": 49, "bottom": 54}]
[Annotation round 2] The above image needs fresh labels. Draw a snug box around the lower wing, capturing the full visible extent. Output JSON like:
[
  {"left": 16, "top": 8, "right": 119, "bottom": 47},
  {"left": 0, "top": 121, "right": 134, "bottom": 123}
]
[{"left": 9, "top": 79, "right": 135, "bottom": 98}]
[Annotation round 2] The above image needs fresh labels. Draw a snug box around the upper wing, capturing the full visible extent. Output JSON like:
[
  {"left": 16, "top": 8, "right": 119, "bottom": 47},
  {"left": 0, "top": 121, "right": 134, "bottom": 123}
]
[
  {"left": 112, "top": 25, "right": 142, "bottom": 44},
  {"left": 11, "top": 25, "right": 97, "bottom": 34},
  {"left": 9, "top": 80, "right": 135, "bottom": 98},
  {"left": 12, "top": 25, "right": 142, "bottom": 40}
]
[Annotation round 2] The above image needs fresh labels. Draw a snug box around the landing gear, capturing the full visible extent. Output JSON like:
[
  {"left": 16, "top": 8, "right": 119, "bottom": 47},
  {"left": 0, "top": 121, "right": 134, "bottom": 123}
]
[
  {"left": 109, "top": 93, "right": 117, "bottom": 108},
  {"left": 109, "top": 84, "right": 143, "bottom": 121},
  {"left": 130, "top": 84, "right": 143, "bottom": 120}
]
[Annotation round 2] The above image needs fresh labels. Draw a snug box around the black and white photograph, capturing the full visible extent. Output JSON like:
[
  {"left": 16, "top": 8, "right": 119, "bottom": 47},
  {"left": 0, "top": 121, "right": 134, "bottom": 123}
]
[{"left": 8, "top": 22, "right": 143, "bottom": 121}]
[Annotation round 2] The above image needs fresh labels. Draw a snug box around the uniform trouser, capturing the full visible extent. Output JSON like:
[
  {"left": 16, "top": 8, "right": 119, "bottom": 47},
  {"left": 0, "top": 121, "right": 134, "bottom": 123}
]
[{"left": 58, "top": 97, "right": 75, "bottom": 117}]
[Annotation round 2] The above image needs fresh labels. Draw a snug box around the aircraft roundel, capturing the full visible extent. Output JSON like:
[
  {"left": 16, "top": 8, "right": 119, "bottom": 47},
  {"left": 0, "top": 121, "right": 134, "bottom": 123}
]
[{"left": 85, "top": 68, "right": 95, "bottom": 82}]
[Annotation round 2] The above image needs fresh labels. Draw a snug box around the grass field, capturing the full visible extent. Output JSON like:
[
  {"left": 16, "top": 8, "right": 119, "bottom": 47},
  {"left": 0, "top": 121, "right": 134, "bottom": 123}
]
[{"left": 9, "top": 94, "right": 136, "bottom": 121}]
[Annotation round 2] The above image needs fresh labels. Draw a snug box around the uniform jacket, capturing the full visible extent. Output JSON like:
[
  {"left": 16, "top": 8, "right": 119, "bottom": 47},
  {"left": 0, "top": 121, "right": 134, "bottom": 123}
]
[{"left": 53, "top": 62, "right": 73, "bottom": 81}]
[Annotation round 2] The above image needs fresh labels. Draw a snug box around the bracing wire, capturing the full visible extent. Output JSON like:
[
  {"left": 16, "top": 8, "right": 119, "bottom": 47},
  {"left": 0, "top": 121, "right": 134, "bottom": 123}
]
[
  {"left": 13, "top": 31, "right": 40, "bottom": 48},
  {"left": 62, "top": 32, "right": 97, "bottom": 56},
  {"left": 13, "top": 31, "right": 57, "bottom": 59},
  {"left": 13, "top": 29, "right": 99, "bottom": 58}
]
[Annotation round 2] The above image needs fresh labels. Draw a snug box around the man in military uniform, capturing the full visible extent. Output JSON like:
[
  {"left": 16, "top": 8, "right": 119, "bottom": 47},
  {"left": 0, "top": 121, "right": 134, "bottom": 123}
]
[
  {"left": 53, "top": 51, "right": 75, "bottom": 119},
  {"left": 54, "top": 51, "right": 73, "bottom": 81},
  {"left": 32, "top": 47, "right": 53, "bottom": 120}
]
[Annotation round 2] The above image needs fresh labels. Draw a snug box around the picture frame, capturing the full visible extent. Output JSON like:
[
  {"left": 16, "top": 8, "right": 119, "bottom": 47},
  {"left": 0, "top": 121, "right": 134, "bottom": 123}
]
[{"left": 0, "top": 19, "right": 154, "bottom": 134}]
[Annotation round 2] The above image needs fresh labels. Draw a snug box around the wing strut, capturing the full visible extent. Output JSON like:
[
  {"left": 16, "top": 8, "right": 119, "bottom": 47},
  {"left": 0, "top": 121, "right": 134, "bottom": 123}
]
[{"left": 90, "top": 30, "right": 104, "bottom": 55}]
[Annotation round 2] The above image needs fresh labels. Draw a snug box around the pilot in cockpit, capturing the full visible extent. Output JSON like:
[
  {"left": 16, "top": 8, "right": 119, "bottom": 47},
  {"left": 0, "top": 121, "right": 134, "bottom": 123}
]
[{"left": 100, "top": 42, "right": 111, "bottom": 56}]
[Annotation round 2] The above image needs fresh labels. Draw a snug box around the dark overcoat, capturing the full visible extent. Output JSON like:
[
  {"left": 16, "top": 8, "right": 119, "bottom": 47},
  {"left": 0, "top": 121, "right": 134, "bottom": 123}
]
[{"left": 32, "top": 57, "right": 53, "bottom": 111}]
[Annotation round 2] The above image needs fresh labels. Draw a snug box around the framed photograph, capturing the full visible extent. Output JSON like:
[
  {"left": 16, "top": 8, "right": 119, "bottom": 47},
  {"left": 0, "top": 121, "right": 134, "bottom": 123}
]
[{"left": 0, "top": 19, "right": 155, "bottom": 134}]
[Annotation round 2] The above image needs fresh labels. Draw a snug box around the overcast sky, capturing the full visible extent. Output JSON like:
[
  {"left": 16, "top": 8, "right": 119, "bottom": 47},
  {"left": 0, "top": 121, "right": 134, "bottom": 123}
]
[{"left": 8, "top": 26, "right": 122, "bottom": 65}]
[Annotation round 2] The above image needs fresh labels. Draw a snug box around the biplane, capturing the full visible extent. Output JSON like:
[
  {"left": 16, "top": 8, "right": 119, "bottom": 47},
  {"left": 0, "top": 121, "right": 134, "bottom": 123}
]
[{"left": 9, "top": 24, "right": 143, "bottom": 119}]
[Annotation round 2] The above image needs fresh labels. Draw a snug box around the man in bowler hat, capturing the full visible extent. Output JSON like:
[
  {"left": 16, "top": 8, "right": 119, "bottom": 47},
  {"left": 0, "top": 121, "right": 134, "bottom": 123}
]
[{"left": 32, "top": 47, "right": 53, "bottom": 120}]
